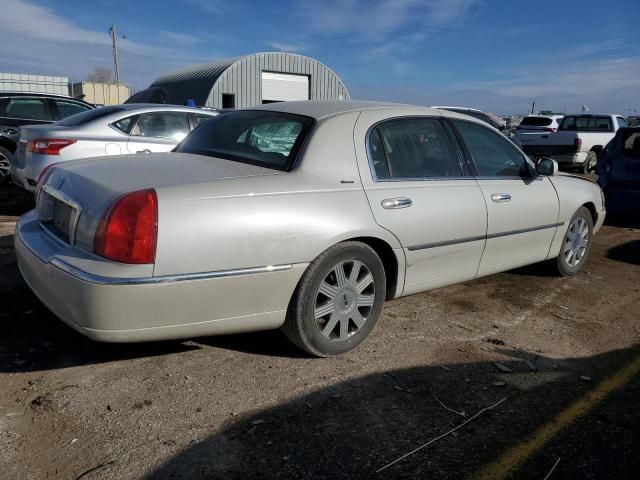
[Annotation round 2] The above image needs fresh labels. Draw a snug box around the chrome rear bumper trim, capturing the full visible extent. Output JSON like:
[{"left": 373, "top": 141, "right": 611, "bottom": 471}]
[
  {"left": 49, "top": 257, "right": 293, "bottom": 285},
  {"left": 16, "top": 223, "right": 292, "bottom": 286}
]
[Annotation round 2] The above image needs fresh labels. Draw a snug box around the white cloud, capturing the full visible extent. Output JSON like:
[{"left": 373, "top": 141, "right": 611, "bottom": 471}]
[
  {"left": 0, "top": 0, "right": 214, "bottom": 90},
  {"left": 266, "top": 41, "right": 306, "bottom": 53},
  {"left": 295, "top": 0, "right": 479, "bottom": 38},
  {"left": 161, "top": 31, "right": 202, "bottom": 46}
]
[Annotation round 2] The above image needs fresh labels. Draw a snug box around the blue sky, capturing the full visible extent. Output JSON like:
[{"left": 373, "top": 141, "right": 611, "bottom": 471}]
[{"left": 2, "top": 0, "right": 639, "bottom": 114}]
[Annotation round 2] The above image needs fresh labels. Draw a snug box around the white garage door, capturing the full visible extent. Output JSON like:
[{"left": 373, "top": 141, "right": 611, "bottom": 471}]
[{"left": 261, "top": 72, "right": 309, "bottom": 102}]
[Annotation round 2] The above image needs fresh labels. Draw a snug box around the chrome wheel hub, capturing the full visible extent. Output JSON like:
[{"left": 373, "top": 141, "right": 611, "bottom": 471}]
[
  {"left": 0, "top": 153, "right": 9, "bottom": 180},
  {"left": 314, "top": 260, "right": 375, "bottom": 341},
  {"left": 563, "top": 217, "right": 589, "bottom": 267}
]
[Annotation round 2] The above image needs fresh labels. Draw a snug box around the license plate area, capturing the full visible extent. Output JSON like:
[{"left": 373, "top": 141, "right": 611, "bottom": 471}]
[{"left": 38, "top": 186, "right": 82, "bottom": 245}]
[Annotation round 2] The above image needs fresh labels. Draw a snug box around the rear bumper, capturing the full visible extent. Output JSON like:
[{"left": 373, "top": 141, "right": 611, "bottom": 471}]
[{"left": 15, "top": 212, "right": 306, "bottom": 342}]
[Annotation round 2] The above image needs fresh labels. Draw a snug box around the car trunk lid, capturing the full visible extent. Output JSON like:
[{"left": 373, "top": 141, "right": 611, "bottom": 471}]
[{"left": 38, "top": 152, "right": 282, "bottom": 251}]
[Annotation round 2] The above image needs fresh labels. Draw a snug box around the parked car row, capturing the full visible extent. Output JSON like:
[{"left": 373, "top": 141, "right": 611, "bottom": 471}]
[
  {"left": 10, "top": 103, "right": 219, "bottom": 191},
  {"left": 0, "top": 92, "right": 94, "bottom": 183},
  {"left": 14, "top": 100, "right": 606, "bottom": 356},
  {"left": 516, "top": 113, "right": 629, "bottom": 172}
]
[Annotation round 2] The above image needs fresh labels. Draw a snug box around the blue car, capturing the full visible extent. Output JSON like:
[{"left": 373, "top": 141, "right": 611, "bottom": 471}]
[{"left": 596, "top": 127, "right": 640, "bottom": 214}]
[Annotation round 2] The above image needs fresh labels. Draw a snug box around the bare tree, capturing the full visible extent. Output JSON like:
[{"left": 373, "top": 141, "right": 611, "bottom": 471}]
[{"left": 86, "top": 67, "right": 113, "bottom": 83}]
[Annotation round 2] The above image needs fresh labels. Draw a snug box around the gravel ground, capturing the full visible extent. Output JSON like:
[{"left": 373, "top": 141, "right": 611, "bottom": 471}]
[{"left": 0, "top": 182, "right": 639, "bottom": 480}]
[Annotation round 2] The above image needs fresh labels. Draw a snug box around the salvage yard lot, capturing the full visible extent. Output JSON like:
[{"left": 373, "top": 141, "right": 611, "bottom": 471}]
[{"left": 1, "top": 183, "right": 639, "bottom": 479}]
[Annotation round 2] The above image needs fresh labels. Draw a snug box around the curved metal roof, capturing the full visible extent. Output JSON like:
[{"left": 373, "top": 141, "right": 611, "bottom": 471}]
[
  {"left": 151, "top": 57, "right": 240, "bottom": 106},
  {"left": 150, "top": 52, "right": 349, "bottom": 108}
]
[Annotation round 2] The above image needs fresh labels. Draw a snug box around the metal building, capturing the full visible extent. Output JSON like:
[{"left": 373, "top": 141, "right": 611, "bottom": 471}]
[{"left": 150, "top": 52, "right": 350, "bottom": 109}]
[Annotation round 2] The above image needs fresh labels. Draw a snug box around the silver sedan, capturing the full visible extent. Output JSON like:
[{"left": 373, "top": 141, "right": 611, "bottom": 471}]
[
  {"left": 11, "top": 104, "right": 219, "bottom": 192},
  {"left": 15, "top": 101, "right": 606, "bottom": 356}
]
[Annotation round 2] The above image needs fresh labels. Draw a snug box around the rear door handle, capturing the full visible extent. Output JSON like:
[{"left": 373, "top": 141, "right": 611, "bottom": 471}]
[
  {"left": 381, "top": 197, "right": 413, "bottom": 209},
  {"left": 137, "top": 149, "right": 151, "bottom": 154},
  {"left": 491, "top": 193, "right": 511, "bottom": 203}
]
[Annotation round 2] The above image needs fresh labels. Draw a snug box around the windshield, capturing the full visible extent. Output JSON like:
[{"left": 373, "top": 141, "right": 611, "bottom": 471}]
[
  {"left": 57, "top": 106, "right": 125, "bottom": 126},
  {"left": 520, "top": 116, "right": 553, "bottom": 127},
  {"left": 175, "top": 110, "right": 315, "bottom": 171}
]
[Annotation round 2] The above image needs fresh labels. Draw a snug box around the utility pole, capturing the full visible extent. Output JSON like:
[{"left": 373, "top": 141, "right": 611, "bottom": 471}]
[
  {"left": 531, "top": 101, "right": 535, "bottom": 115},
  {"left": 109, "top": 25, "right": 120, "bottom": 84}
]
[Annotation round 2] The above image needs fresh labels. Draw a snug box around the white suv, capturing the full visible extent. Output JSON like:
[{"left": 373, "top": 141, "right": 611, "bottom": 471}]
[{"left": 516, "top": 115, "right": 564, "bottom": 133}]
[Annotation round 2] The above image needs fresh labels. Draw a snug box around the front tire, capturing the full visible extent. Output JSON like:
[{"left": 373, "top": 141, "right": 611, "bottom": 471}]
[
  {"left": 583, "top": 151, "right": 597, "bottom": 174},
  {"left": 0, "top": 146, "right": 11, "bottom": 184},
  {"left": 555, "top": 206, "right": 593, "bottom": 276},
  {"left": 283, "top": 242, "right": 386, "bottom": 357}
]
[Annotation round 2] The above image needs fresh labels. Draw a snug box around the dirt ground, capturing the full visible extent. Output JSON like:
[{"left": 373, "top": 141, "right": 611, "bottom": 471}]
[{"left": 1, "top": 181, "right": 639, "bottom": 480}]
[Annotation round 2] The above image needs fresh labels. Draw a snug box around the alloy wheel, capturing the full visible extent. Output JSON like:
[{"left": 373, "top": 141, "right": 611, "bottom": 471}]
[
  {"left": 314, "top": 260, "right": 375, "bottom": 341},
  {"left": 564, "top": 217, "right": 589, "bottom": 267},
  {"left": 0, "top": 152, "right": 10, "bottom": 182}
]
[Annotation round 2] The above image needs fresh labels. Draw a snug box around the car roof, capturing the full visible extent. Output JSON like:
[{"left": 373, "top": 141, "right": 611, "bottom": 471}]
[
  {"left": 563, "top": 113, "right": 620, "bottom": 117},
  {"left": 246, "top": 100, "right": 438, "bottom": 120},
  {"left": 0, "top": 91, "right": 93, "bottom": 105},
  {"left": 95, "top": 103, "right": 220, "bottom": 114},
  {"left": 431, "top": 106, "right": 484, "bottom": 113}
]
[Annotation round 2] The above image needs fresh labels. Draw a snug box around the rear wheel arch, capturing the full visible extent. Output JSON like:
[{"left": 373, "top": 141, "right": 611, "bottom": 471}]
[
  {"left": 590, "top": 145, "right": 603, "bottom": 154},
  {"left": 582, "top": 201, "right": 598, "bottom": 225},
  {"left": 345, "top": 236, "right": 399, "bottom": 300}
]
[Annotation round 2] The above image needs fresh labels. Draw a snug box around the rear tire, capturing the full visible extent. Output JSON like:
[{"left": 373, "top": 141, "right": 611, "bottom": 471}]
[
  {"left": 583, "top": 151, "right": 597, "bottom": 174},
  {"left": 0, "top": 146, "right": 11, "bottom": 184},
  {"left": 282, "top": 241, "right": 386, "bottom": 357},
  {"left": 555, "top": 206, "right": 593, "bottom": 276}
]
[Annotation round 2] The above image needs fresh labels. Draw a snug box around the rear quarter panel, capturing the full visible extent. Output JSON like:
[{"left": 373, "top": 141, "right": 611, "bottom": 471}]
[{"left": 153, "top": 111, "right": 402, "bottom": 277}]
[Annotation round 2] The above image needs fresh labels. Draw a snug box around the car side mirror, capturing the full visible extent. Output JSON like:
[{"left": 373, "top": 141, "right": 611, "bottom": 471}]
[{"left": 535, "top": 157, "right": 558, "bottom": 176}]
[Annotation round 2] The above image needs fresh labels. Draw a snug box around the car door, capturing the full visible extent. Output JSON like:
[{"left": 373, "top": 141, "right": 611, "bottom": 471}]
[
  {"left": 449, "top": 118, "right": 560, "bottom": 276},
  {"left": 354, "top": 111, "right": 488, "bottom": 296},
  {"left": 126, "top": 111, "right": 191, "bottom": 153}
]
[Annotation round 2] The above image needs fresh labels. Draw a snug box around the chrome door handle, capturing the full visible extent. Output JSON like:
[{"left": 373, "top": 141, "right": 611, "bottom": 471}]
[
  {"left": 491, "top": 193, "right": 511, "bottom": 203},
  {"left": 381, "top": 197, "right": 413, "bottom": 209},
  {"left": 137, "top": 149, "right": 151, "bottom": 154}
]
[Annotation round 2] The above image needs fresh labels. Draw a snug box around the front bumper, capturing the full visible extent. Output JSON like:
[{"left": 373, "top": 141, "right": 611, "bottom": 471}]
[{"left": 15, "top": 212, "right": 305, "bottom": 342}]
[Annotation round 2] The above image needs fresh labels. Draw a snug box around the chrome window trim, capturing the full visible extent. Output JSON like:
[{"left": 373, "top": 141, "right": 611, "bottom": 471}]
[{"left": 365, "top": 115, "right": 469, "bottom": 183}]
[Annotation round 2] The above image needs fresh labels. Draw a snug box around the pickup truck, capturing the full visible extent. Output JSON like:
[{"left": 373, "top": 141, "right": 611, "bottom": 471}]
[{"left": 517, "top": 114, "right": 630, "bottom": 172}]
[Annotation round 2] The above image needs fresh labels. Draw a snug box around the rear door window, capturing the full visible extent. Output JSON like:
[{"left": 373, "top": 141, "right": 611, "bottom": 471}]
[
  {"left": 112, "top": 116, "right": 136, "bottom": 134},
  {"left": 4, "top": 98, "right": 53, "bottom": 121},
  {"left": 560, "top": 116, "right": 613, "bottom": 132},
  {"left": 132, "top": 112, "right": 191, "bottom": 140},
  {"left": 54, "top": 100, "right": 92, "bottom": 119},
  {"left": 369, "top": 117, "right": 462, "bottom": 179},
  {"left": 453, "top": 119, "right": 527, "bottom": 177},
  {"left": 192, "top": 113, "right": 215, "bottom": 128}
]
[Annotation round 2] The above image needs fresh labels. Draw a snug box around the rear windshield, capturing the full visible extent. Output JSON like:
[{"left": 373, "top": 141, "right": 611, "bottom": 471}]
[
  {"left": 520, "top": 116, "right": 552, "bottom": 127},
  {"left": 57, "top": 106, "right": 124, "bottom": 126},
  {"left": 559, "top": 116, "right": 612, "bottom": 132},
  {"left": 175, "top": 110, "right": 315, "bottom": 171}
]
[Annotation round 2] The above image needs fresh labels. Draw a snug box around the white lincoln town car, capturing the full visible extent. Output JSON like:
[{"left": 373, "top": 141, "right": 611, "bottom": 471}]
[{"left": 15, "top": 101, "right": 605, "bottom": 356}]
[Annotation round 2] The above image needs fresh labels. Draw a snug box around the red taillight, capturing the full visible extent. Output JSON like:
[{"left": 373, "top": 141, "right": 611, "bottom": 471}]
[
  {"left": 574, "top": 138, "right": 582, "bottom": 151},
  {"left": 93, "top": 189, "right": 158, "bottom": 264},
  {"left": 545, "top": 127, "right": 557, "bottom": 132},
  {"left": 27, "top": 138, "right": 76, "bottom": 155},
  {"left": 35, "top": 163, "right": 58, "bottom": 194}
]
